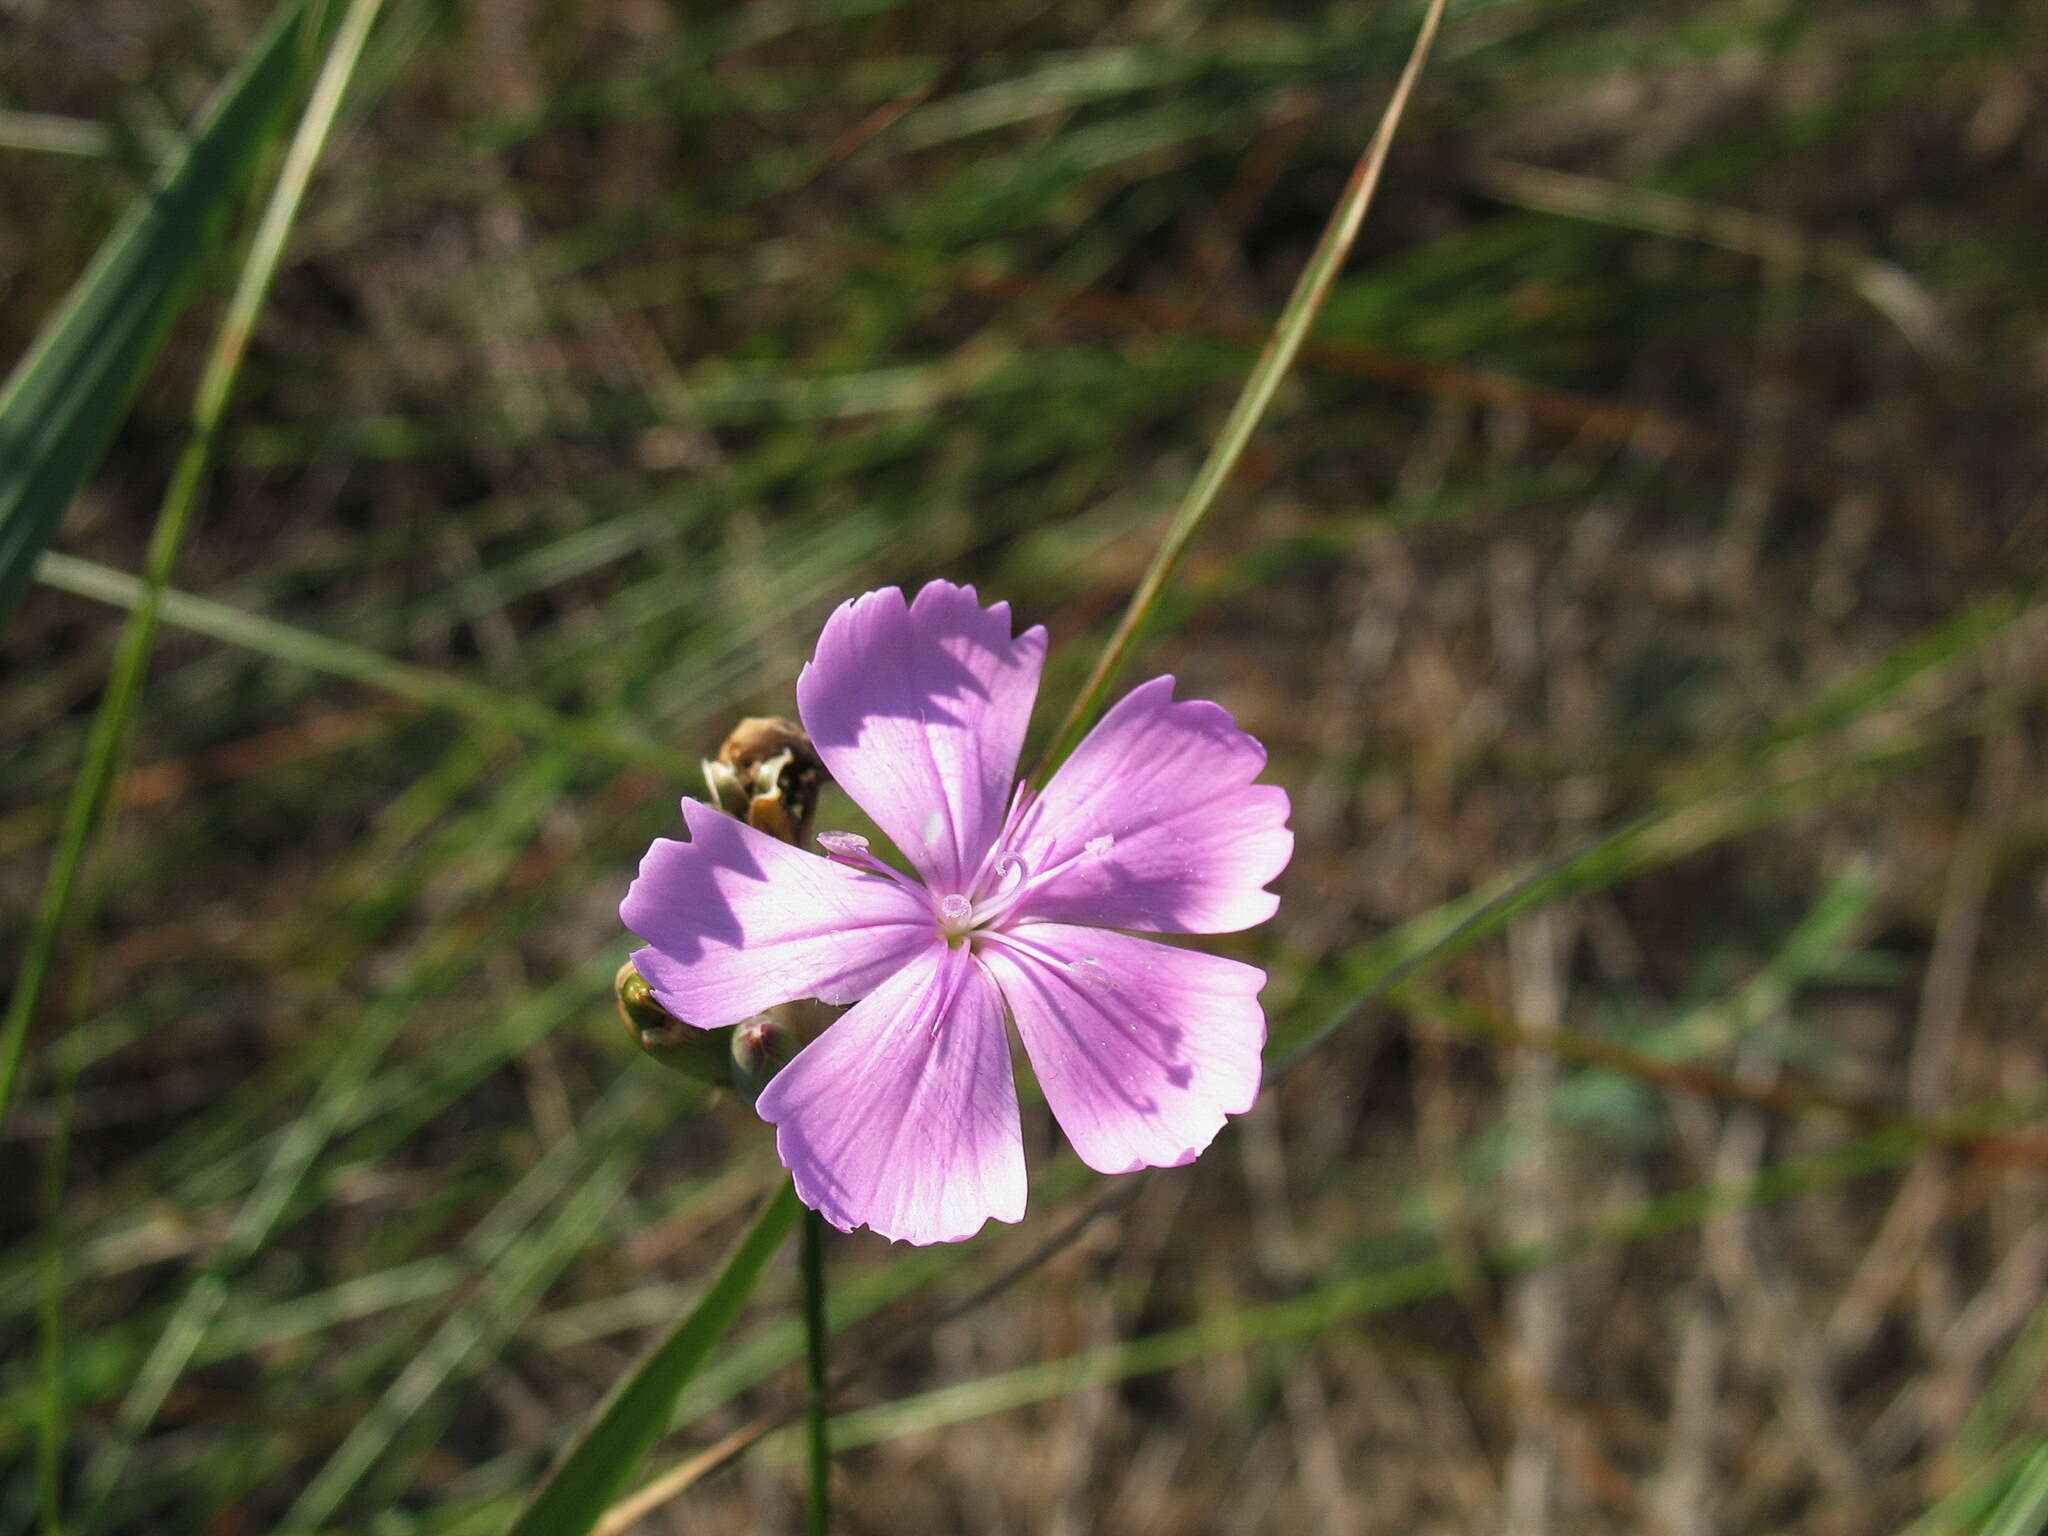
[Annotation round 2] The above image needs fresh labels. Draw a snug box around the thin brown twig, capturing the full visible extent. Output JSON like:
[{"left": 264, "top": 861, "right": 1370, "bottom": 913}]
[{"left": 592, "top": 1418, "right": 780, "bottom": 1536}]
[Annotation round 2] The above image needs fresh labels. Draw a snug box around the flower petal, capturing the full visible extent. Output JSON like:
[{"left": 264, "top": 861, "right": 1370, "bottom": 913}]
[
  {"left": 757, "top": 943, "right": 1025, "bottom": 1244},
  {"left": 981, "top": 923, "right": 1266, "bottom": 1175},
  {"left": 1008, "top": 675, "right": 1291, "bottom": 933},
  {"left": 797, "top": 581, "right": 1047, "bottom": 893},
  {"left": 621, "top": 799, "right": 933, "bottom": 1028}
]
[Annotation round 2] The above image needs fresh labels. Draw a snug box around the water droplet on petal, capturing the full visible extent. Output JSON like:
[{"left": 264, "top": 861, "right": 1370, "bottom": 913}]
[
  {"left": 818, "top": 831, "right": 869, "bottom": 857},
  {"left": 1066, "top": 955, "right": 1117, "bottom": 990}
]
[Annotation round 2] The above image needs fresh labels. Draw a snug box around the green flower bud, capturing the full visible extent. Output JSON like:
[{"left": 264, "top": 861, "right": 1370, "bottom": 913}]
[
  {"left": 615, "top": 960, "right": 729, "bottom": 1085},
  {"left": 729, "top": 1010, "right": 800, "bottom": 1103}
]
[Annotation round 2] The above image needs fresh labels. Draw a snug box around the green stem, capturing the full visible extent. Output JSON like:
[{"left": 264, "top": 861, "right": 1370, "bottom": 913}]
[
  {"left": 1029, "top": 0, "right": 1450, "bottom": 780},
  {"left": 801, "top": 1209, "right": 832, "bottom": 1534}
]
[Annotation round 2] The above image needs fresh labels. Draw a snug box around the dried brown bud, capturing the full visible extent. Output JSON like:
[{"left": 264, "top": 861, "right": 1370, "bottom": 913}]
[
  {"left": 615, "top": 960, "right": 729, "bottom": 1085},
  {"left": 703, "top": 715, "right": 823, "bottom": 847}
]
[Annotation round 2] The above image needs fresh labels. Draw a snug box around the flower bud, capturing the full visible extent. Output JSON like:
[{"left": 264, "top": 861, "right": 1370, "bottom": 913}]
[
  {"left": 702, "top": 716, "right": 823, "bottom": 847},
  {"left": 729, "top": 1010, "right": 801, "bottom": 1102},
  {"left": 615, "top": 960, "right": 729, "bottom": 1085}
]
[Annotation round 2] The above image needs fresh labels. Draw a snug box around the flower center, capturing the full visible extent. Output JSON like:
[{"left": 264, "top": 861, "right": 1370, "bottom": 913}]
[
  {"left": 936, "top": 892, "right": 975, "bottom": 939},
  {"left": 934, "top": 833, "right": 1118, "bottom": 943},
  {"left": 818, "top": 824, "right": 1117, "bottom": 946}
]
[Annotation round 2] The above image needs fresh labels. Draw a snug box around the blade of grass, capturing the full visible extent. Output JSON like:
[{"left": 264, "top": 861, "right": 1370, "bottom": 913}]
[
  {"left": 1893, "top": 1440, "right": 2048, "bottom": 1536},
  {"left": 800, "top": 1210, "right": 831, "bottom": 1535},
  {"left": 71, "top": 997, "right": 411, "bottom": 1531},
  {"left": 0, "top": 111, "right": 122, "bottom": 160},
  {"left": 1956, "top": 1297, "right": 2048, "bottom": 1468},
  {"left": 0, "top": 0, "right": 316, "bottom": 628},
  {"left": 502, "top": 1184, "right": 800, "bottom": 1536},
  {"left": 1030, "top": 0, "right": 1450, "bottom": 776},
  {"left": 0, "top": 0, "right": 381, "bottom": 1136},
  {"left": 13, "top": 2, "right": 390, "bottom": 1525},
  {"left": 1468, "top": 157, "right": 1955, "bottom": 361},
  {"left": 1978, "top": 1444, "right": 2048, "bottom": 1536},
  {"left": 32, "top": 552, "right": 673, "bottom": 771},
  {"left": 275, "top": 1083, "right": 661, "bottom": 1535}
]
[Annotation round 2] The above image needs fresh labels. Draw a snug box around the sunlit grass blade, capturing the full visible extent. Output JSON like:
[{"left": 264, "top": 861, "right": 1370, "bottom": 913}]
[
  {"left": 32, "top": 552, "right": 675, "bottom": 771},
  {"left": 1956, "top": 1297, "right": 2048, "bottom": 1469},
  {"left": 0, "top": 0, "right": 315, "bottom": 630},
  {"left": 1, "top": 0, "right": 391, "bottom": 1136},
  {"left": 276, "top": 1081, "right": 660, "bottom": 1534},
  {"left": 1977, "top": 1444, "right": 2048, "bottom": 1536},
  {"left": 73, "top": 987, "right": 411, "bottom": 1531},
  {"left": 799, "top": 1210, "right": 831, "bottom": 1535},
  {"left": 3, "top": 0, "right": 324, "bottom": 1161},
  {"left": 1031, "top": 0, "right": 1449, "bottom": 775},
  {"left": 1891, "top": 1446, "right": 2041, "bottom": 1536},
  {"left": 0, "top": 110, "right": 124, "bottom": 161},
  {"left": 8, "top": 3, "right": 388, "bottom": 1523},
  {"left": 504, "top": 1185, "right": 800, "bottom": 1536}
]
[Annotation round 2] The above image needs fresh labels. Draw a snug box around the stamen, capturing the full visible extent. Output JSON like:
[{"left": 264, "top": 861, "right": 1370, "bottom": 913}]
[
  {"left": 939, "top": 893, "right": 973, "bottom": 924},
  {"left": 968, "top": 831, "right": 1119, "bottom": 931},
  {"left": 961, "top": 782, "right": 1041, "bottom": 902},
  {"left": 925, "top": 945, "right": 976, "bottom": 1036},
  {"left": 816, "top": 829, "right": 927, "bottom": 902}
]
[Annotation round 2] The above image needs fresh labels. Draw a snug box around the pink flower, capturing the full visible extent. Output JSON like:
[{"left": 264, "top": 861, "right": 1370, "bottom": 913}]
[{"left": 620, "top": 581, "right": 1292, "bottom": 1244}]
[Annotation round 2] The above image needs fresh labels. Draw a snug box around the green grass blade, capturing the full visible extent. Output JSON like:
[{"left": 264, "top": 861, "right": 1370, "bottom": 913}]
[
  {"left": 503, "top": 1185, "right": 801, "bottom": 1536},
  {"left": 0, "top": 0, "right": 390, "bottom": 1141},
  {"left": 32, "top": 552, "right": 674, "bottom": 771},
  {"left": 1978, "top": 1444, "right": 2048, "bottom": 1536},
  {"left": 276, "top": 1082, "right": 658, "bottom": 1534},
  {"left": 1030, "top": 0, "right": 1449, "bottom": 775},
  {"left": 1892, "top": 1447, "right": 2037, "bottom": 1536},
  {"left": 0, "top": 0, "right": 315, "bottom": 630},
  {"left": 8, "top": 5, "right": 386, "bottom": 1522},
  {"left": 799, "top": 1210, "right": 831, "bottom": 1535}
]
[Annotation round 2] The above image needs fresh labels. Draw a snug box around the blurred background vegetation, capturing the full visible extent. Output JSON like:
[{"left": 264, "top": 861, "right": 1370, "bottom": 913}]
[{"left": 3, "top": 0, "right": 2046, "bottom": 1531}]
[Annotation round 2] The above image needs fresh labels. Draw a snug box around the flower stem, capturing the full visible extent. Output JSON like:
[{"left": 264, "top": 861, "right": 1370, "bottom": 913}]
[
  {"left": 801, "top": 1208, "right": 832, "bottom": 1534},
  {"left": 1030, "top": 0, "right": 1450, "bottom": 781}
]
